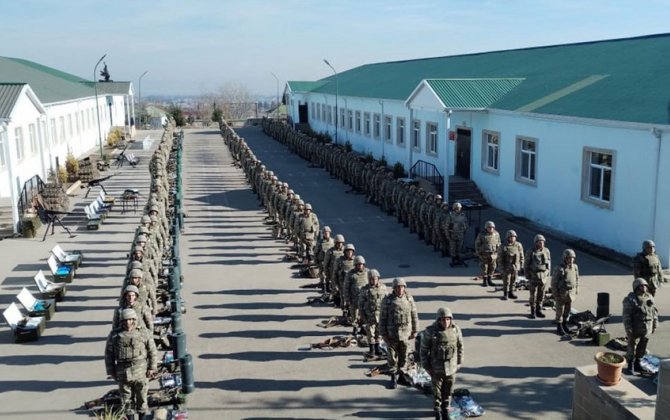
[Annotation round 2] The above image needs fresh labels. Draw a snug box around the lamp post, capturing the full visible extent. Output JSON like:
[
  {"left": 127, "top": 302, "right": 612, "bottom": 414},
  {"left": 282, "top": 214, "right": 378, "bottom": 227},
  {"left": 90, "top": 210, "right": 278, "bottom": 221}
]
[
  {"left": 93, "top": 54, "right": 107, "bottom": 159},
  {"left": 270, "top": 72, "right": 279, "bottom": 119},
  {"left": 138, "top": 70, "right": 148, "bottom": 129},
  {"left": 323, "top": 59, "right": 338, "bottom": 145}
]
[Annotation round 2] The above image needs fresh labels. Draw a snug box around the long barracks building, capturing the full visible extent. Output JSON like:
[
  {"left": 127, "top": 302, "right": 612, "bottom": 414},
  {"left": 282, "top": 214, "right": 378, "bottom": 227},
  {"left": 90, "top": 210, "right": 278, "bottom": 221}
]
[{"left": 284, "top": 33, "right": 670, "bottom": 266}]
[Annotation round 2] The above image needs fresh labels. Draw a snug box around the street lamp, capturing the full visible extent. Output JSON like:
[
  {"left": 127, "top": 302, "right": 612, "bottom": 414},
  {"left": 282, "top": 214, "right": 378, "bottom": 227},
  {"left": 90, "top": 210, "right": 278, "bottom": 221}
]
[
  {"left": 138, "top": 70, "right": 148, "bottom": 129},
  {"left": 93, "top": 54, "right": 107, "bottom": 159},
  {"left": 270, "top": 72, "right": 279, "bottom": 119},
  {"left": 323, "top": 59, "right": 338, "bottom": 145}
]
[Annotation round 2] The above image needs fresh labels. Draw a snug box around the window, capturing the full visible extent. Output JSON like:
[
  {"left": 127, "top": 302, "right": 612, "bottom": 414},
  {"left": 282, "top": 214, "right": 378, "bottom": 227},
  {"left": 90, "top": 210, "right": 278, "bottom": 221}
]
[
  {"left": 412, "top": 119, "right": 421, "bottom": 150},
  {"left": 15, "top": 127, "right": 25, "bottom": 160},
  {"left": 59, "top": 116, "right": 65, "bottom": 143},
  {"left": 347, "top": 110, "right": 353, "bottom": 131},
  {"left": 50, "top": 118, "right": 57, "bottom": 145},
  {"left": 355, "top": 111, "right": 361, "bottom": 133},
  {"left": 0, "top": 130, "right": 6, "bottom": 167},
  {"left": 364, "top": 112, "right": 371, "bottom": 137},
  {"left": 384, "top": 115, "right": 392, "bottom": 143},
  {"left": 515, "top": 136, "right": 537, "bottom": 184},
  {"left": 339, "top": 108, "right": 345, "bottom": 128},
  {"left": 396, "top": 118, "right": 405, "bottom": 146},
  {"left": 373, "top": 113, "right": 381, "bottom": 139},
  {"left": 29, "top": 123, "right": 38, "bottom": 155},
  {"left": 316, "top": 103, "right": 321, "bottom": 121},
  {"left": 426, "top": 122, "right": 438, "bottom": 155},
  {"left": 582, "top": 148, "right": 615, "bottom": 208},
  {"left": 67, "top": 114, "right": 73, "bottom": 138},
  {"left": 482, "top": 130, "right": 500, "bottom": 174},
  {"left": 327, "top": 106, "right": 332, "bottom": 124}
]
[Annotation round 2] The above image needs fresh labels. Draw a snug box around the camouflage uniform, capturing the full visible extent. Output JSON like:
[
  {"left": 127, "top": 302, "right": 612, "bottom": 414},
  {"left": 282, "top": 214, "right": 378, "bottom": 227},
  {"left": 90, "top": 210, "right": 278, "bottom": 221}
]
[
  {"left": 314, "top": 227, "right": 335, "bottom": 291},
  {"left": 334, "top": 245, "right": 356, "bottom": 309},
  {"left": 344, "top": 256, "right": 368, "bottom": 326},
  {"left": 358, "top": 269, "right": 388, "bottom": 356},
  {"left": 524, "top": 235, "right": 551, "bottom": 318},
  {"left": 622, "top": 278, "right": 658, "bottom": 373},
  {"left": 324, "top": 238, "right": 345, "bottom": 295},
  {"left": 551, "top": 250, "right": 579, "bottom": 334},
  {"left": 633, "top": 240, "right": 663, "bottom": 296},
  {"left": 474, "top": 222, "right": 501, "bottom": 286},
  {"left": 446, "top": 205, "right": 468, "bottom": 263},
  {"left": 497, "top": 231, "right": 524, "bottom": 299}
]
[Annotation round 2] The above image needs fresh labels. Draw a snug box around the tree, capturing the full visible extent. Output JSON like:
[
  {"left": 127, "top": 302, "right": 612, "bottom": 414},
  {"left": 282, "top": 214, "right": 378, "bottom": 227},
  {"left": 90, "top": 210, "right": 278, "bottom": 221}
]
[
  {"left": 168, "top": 103, "right": 186, "bottom": 126},
  {"left": 212, "top": 103, "right": 223, "bottom": 123}
]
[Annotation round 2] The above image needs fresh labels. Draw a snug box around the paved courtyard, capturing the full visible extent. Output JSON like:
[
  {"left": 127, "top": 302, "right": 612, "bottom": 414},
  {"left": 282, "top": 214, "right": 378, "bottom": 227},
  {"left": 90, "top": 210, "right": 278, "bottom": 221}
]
[{"left": 0, "top": 126, "right": 667, "bottom": 419}]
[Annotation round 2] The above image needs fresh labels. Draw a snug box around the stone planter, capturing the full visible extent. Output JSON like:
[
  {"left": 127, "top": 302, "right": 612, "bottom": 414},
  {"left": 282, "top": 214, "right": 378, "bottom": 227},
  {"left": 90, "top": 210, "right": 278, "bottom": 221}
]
[{"left": 595, "top": 351, "right": 625, "bottom": 386}]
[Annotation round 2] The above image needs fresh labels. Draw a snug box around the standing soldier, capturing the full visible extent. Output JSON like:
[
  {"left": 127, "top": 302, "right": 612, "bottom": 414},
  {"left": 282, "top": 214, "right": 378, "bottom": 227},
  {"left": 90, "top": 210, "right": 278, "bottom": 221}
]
[
  {"left": 359, "top": 269, "right": 387, "bottom": 360},
  {"left": 380, "top": 278, "right": 419, "bottom": 390},
  {"left": 324, "top": 234, "right": 345, "bottom": 298},
  {"left": 298, "top": 203, "right": 319, "bottom": 263},
  {"left": 622, "top": 278, "right": 658, "bottom": 375},
  {"left": 446, "top": 202, "right": 468, "bottom": 266},
  {"left": 343, "top": 255, "right": 369, "bottom": 332},
  {"left": 315, "top": 226, "right": 335, "bottom": 293},
  {"left": 524, "top": 234, "right": 551, "bottom": 319},
  {"left": 497, "top": 230, "right": 524, "bottom": 300},
  {"left": 633, "top": 240, "right": 663, "bottom": 296},
  {"left": 475, "top": 221, "right": 501, "bottom": 286},
  {"left": 105, "top": 309, "right": 158, "bottom": 418},
  {"left": 334, "top": 243, "right": 356, "bottom": 309},
  {"left": 552, "top": 249, "right": 579, "bottom": 336},
  {"left": 420, "top": 307, "right": 464, "bottom": 420}
]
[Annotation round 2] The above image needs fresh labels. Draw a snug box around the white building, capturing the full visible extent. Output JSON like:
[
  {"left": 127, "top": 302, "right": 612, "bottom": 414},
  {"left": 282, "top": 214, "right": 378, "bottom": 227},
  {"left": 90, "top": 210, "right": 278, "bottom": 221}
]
[
  {"left": 285, "top": 34, "right": 670, "bottom": 265},
  {"left": 0, "top": 57, "right": 135, "bottom": 233}
]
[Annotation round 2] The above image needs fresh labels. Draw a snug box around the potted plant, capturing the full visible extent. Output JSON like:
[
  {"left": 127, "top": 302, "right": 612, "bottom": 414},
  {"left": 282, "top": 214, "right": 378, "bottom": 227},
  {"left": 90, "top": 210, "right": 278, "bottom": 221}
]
[{"left": 594, "top": 351, "right": 625, "bottom": 386}]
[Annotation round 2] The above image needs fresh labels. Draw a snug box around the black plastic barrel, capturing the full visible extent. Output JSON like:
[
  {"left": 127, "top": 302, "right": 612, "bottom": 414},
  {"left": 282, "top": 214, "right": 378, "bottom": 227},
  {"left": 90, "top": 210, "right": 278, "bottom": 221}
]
[
  {"left": 180, "top": 353, "right": 195, "bottom": 394},
  {"left": 596, "top": 292, "right": 610, "bottom": 320},
  {"left": 171, "top": 310, "right": 182, "bottom": 333},
  {"left": 172, "top": 331, "right": 186, "bottom": 359}
]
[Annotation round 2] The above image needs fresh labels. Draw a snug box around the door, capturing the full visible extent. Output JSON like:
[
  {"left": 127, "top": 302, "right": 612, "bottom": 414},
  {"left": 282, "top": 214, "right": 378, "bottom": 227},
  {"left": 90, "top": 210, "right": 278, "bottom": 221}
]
[
  {"left": 298, "top": 104, "right": 308, "bottom": 124},
  {"left": 455, "top": 128, "right": 471, "bottom": 179}
]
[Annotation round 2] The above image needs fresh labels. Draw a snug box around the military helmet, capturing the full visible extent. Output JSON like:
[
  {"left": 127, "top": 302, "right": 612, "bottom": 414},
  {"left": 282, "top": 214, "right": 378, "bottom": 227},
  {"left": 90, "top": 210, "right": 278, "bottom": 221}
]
[
  {"left": 643, "top": 240, "right": 656, "bottom": 249},
  {"left": 141, "top": 215, "right": 151, "bottom": 224},
  {"left": 485, "top": 220, "right": 495, "bottom": 228},
  {"left": 129, "top": 261, "right": 143, "bottom": 270},
  {"left": 121, "top": 308, "right": 138, "bottom": 321},
  {"left": 133, "top": 246, "right": 144, "bottom": 254},
  {"left": 392, "top": 277, "right": 407, "bottom": 288},
  {"left": 452, "top": 202, "right": 462, "bottom": 210},
  {"left": 129, "top": 269, "right": 143, "bottom": 278},
  {"left": 442, "top": 203, "right": 450, "bottom": 209},
  {"left": 435, "top": 194, "right": 443, "bottom": 201},
  {"left": 506, "top": 230, "right": 517, "bottom": 238},
  {"left": 563, "top": 249, "right": 576, "bottom": 259},
  {"left": 138, "top": 226, "right": 150, "bottom": 235},
  {"left": 334, "top": 234, "right": 345, "bottom": 243},
  {"left": 534, "top": 234, "right": 546, "bottom": 243},
  {"left": 354, "top": 255, "right": 366, "bottom": 265},
  {"left": 633, "top": 277, "right": 648, "bottom": 290},
  {"left": 135, "top": 234, "right": 148, "bottom": 243},
  {"left": 368, "top": 269, "right": 380, "bottom": 279},
  {"left": 288, "top": 189, "right": 294, "bottom": 195},
  {"left": 344, "top": 243, "right": 356, "bottom": 251},
  {"left": 149, "top": 205, "right": 159, "bottom": 212},
  {"left": 268, "top": 171, "right": 274, "bottom": 176},
  {"left": 124, "top": 285, "right": 140, "bottom": 296},
  {"left": 305, "top": 203, "right": 313, "bottom": 210},
  {"left": 323, "top": 226, "right": 332, "bottom": 233},
  {"left": 297, "top": 200, "right": 304, "bottom": 206},
  {"left": 149, "top": 215, "right": 158, "bottom": 222},
  {"left": 436, "top": 307, "right": 453, "bottom": 320},
  {"left": 282, "top": 182, "right": 289, "bottom": 188}
]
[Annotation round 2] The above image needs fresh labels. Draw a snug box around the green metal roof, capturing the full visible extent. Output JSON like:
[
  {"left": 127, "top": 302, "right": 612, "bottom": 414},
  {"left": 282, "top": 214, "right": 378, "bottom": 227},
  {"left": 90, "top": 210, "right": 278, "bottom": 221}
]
[
  {"left": 308, "top": 33, "right": 670, "bottom": 125},
  {"left": 0, "top": 57, "right": 94, "bottom": 104},
  {"left": 424, "top": 78, "right": 524, "bottom": 109},
  {"left": 0, "top": 83, "right": 25, "bottom": 119},
  {"left": 287, "top": 81, "right": 327, "bottom": 93}
]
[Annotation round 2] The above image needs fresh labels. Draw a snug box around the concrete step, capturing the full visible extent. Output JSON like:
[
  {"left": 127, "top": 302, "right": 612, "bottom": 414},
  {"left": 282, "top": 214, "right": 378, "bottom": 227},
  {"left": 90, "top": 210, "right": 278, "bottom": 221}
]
[{"left": 449, "top": 178, "right": 488, "bottom": 206}]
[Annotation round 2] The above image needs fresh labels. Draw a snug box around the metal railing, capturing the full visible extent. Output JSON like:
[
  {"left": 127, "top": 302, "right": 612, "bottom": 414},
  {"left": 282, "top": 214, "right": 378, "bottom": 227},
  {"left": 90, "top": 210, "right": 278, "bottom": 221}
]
[
  {"left": 17, "top": 175, "right": 46, "bottom": 219},
  {"left": 410, "top": 160, "right": 444, "bottom": 193}
]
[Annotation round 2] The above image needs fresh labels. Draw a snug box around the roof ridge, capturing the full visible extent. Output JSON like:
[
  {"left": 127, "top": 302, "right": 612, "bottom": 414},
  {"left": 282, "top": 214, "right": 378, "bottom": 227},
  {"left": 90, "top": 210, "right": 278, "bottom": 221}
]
[{"left": 2, "top": 57, "right": 89, "bottom": 83}]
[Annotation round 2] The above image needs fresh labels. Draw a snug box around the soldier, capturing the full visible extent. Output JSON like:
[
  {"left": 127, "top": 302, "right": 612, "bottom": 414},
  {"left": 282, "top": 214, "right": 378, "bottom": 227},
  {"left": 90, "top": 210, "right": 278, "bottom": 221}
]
[
  {"left": 315, "top": 226, "right": 335, "bottom": 293},
  {"left": 633, "top": 240, "right": 663, "bottom": 296},
  {"left": 552, "top": 249, "right": 579, "bottom": 336},
  {"left": 105, "top": 308, "right": 157, "bottom": 418},
  {"left": 475, "top": 221, "right": 500, "bottom": 286},
  {"left": 420, "top": 307, "right": 464, "bottom": 420},
  {"left": 380, "top": 277, "right": 418, "bottom": 389},
  {"left": 446, "top": 202, "right": 468, "bottom": 266},
  {"left": 112, "top": 285, "right": 154, "bottom": 332},
  {"left": 124, "top": 268, "right": 157, "bottom": 315},
  {"left": 622, "top": 278, "right": 658, "bottom": 375},
  {"left": 334, "top": 244, "right": 357, "bottom": 310},
  {"left": 497, "top": 230, "right": 524, "bottom": 300},
  {"left": 344, "top": 255, "right": 369, "bottom": 332},
  {"left": 298, "top": 203, "right": 319, "bottom": 262},
  {"left": 524, "top": 234, "right": 551, "bottom": 319},
  {"left": 359, "top": 269, "right": 387, "bottom": 360},
  {"left": 324, "top": 234, "right": 345, "bottom": 297}
]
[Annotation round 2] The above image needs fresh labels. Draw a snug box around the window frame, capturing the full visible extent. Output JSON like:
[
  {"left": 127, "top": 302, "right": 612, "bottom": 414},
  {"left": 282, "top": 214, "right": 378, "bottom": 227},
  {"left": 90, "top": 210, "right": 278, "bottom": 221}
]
[
  {"left": 396, "top": 117, "right": 406, "bottom": 147},
  {"left": 373, "top": 113, "right": 381, "bottom": 140},
  {"left": 384, "top": 115, "right": 393, "bottom": 143},
  {"left": 412, "top": 119, "right": 421, "bottom": 151},
  {"left": 363, "top": 112, "right": 371, "bottom": 137},
  {"left": 515, "top": 136, "right": 538, "bottom": 186},
  {"left": 15, "top": 126, "right": 25, "bottom": 160},
  {"left": 426, "top": 122, "right": 438, "bottom": 156},
  {"left": 355, "top": 111, "right": 361, "bottom": 133},
  {"left": 581, "top": 147, "right": 615, "bottom": 209},
  {"left": 482, "top": 130, "right": 501, "bottom": 175},
  {"left": 347, "top": 109, "right": 353, "bottom": 131}
]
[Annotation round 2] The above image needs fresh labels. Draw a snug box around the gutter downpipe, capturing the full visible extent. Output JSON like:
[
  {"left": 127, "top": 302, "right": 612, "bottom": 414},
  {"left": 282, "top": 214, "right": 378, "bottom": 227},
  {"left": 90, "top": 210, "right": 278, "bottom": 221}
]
[
  {"left": 379, "top": 100, "right": 385, "bottom": 161},
  {"left": 408, "top": 106, "right": 413, "bottom": 178},
  {"left": 651, "top": 127, "right": 662, "bottom": 259},
  {"left": 443, "top": 109, "right": 452, "bottom": 201},
  {"left": 1, "top": 119, "right": 19, "bottom": 233}
]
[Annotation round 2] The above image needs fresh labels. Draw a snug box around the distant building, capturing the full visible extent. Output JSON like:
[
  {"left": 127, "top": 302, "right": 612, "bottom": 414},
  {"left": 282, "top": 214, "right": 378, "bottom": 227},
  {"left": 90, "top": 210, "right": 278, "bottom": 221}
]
[
  {"left": 0, "top": 57, "right": 135, "bottom": 232},
  {"left": 285, "top": 34, "right": 670, "bottom": 265}
]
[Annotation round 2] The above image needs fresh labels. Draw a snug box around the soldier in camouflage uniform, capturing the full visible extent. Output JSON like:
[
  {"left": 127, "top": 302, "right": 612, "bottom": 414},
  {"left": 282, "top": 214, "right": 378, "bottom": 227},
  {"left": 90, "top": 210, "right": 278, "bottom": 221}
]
[
  {"left": 497, "top": 230, "right": 524, "bottom": 300},
  {"left": 633, "top": 240, "right": 663, "bottom": 296},
  {"left": 344, "top": 255, "right": 369, "bottom": 332},
  {"left": 315, "top": 226, "right": 335, "bottom": 293},
  {"left": 380, "top": 277, "right": 418, "bottom": 389},
  {"left": 622, "top": 278, "right": 658, "bottom": 375},
  {"left": 420, "top": 307, "right": 464, "bottom": 420},
  {"left": 475, "top": 221, "right": 500, "bottom": 286},
  {"left": 434, "top": 202, "right": 450, "bottom": 256},
  {"left": 334, "top": 244, "right": 356, "bottom": 310},
  {"left": 418, "top": 193, "right": 433, "bottom": 241},
  {"left": 524, "top": 234, "right": 551, "bottom": 319},
  {"left": 446, "top": 202, "right": 468, "bottom": 265},
  {"left": 112, "top": 285, "right": 153, "bottom": 333},
  {"left": 298, "top": 203, "right": 319, "bottom": 262},
  {"left": 123, "top": 268, "right": 157, "bottom": 316},
  {"left": 552, "top": 249, "right": 579, "bottom": 336},
  {"left": 324, "top": 234, "right": 345, "bottom": 296},
  {"left": 105, "top": 308, "right": 157, "bottom": 417},
  {"left": 359, "top": 268, "right": 387, "bottom": 359}
]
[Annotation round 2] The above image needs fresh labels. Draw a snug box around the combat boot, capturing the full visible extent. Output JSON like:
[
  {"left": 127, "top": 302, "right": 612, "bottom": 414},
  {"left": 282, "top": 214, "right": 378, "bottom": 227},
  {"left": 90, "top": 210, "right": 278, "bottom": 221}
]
[
  {"left": 482, "top": 277, "right": 487, "bottom": 287},
  {"left": 486, "top": 276, "right": 495, "bottom": 287},
  {"left": 508, "top": 290, "right": 517, "bottom": 299},
  {"left": 625, "top": 359, "right": 636, "bottom": 375},
  {"left": 561, "top": 321, "right": 571, "bottom": 335},
  {"left": 535, "top": 305, "right": 546, "bottom": 318},
  {"left": 434, "top": 409, "right": 443, "bottom": 420},
  {"left": 374, "top": 343, "right": 382, "bottom": 356},
  {"left": 367, "top": 344, "right": 374, "bottom": 357},
  {"left": 502, "top": 291, "right": 508, "bottom": 300},
  {"left": 388, "top": 373, "right": 398, "bottom": 389},
  {"left": 529, "top": 307, "right": 536, "bottom": 319},
  {"left": 634, "top": 359, "right": 650, "bottom": 375},
  {"left": 556, "top": 322, "right": 567, "bottom": 336}
]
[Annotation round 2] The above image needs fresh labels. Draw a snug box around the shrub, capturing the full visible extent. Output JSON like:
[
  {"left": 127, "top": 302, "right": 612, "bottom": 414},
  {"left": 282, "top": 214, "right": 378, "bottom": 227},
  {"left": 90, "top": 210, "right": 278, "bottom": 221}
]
[
  {"left": 379, "top": 155, "right": 388, "bottom": 168},
  {"left": 65, "top": 152, "right": 79, "bottom": 179},
  {"left": 344, "top": 141, "right": 352, "bottom": 153},
  {"left": 106, "top": 127, "right": 124, "bottom": 147},
  {"left": 393, "top": 162, "right": 406, "bottom": 179}
]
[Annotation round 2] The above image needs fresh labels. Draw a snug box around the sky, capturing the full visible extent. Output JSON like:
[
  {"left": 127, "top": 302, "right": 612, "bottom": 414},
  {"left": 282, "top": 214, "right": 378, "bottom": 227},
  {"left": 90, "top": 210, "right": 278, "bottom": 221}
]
[{"left": 2, "top": 0, "right": 669, "bottom": 97}]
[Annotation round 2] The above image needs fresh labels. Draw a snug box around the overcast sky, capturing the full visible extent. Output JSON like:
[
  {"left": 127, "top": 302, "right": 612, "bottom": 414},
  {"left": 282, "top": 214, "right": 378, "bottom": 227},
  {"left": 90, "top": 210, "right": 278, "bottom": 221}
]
[{"left": 3, "top": 0, "right": 668, "bottom": 97}]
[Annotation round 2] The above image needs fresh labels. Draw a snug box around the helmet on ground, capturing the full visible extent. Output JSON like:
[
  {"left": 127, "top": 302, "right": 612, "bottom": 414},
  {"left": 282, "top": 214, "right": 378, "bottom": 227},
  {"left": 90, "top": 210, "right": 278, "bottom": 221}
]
[
  {"left": 392, "top": 277, "right": 407, "bottom": 288},
  {"left": 368, "top": 269, "right": 380, "bottom": 279},
  {"left": 121, "top": 308, "right": 138, "bottom": 321},
  {"left": 453, "top": 202, "right": 462, "bottom": 210},
  {"left": 124, "top": 285, "right": 140, "bottom": 296},
  {"left": 534, "top": 234, "right": 546, "bottom": 243},
  {"left": 334, "top": 234, "right": 345, "bottom": 243},
  {"left": 354, "top": 255, "right": 366, "bottom": 265},
  {"left": 563, "top": 249, "right": 576, "bottom": 259},
  {"left": 436, "top": 307, "right": 453, "bottom": 320},
  {"left": 344, "top": 243, "right": 356, "bottom": 251},
  {"left": 485, "top": 221, "right": 495, "bottom": 228},
  {"left": 506, "top": 230, "right": 517, "bottom": 238},
  {"left": 643, "top": 240, "right": 656, "bottom": 249},
  {"left": 633, "top": 278, "right": 648, "bottom": 290}
]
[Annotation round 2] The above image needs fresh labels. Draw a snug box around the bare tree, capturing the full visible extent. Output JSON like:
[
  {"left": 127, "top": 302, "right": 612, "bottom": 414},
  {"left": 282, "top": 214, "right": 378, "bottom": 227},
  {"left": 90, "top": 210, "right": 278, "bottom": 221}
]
[{"left": 217, "top": 82, "right": 256, "bottom": 120}]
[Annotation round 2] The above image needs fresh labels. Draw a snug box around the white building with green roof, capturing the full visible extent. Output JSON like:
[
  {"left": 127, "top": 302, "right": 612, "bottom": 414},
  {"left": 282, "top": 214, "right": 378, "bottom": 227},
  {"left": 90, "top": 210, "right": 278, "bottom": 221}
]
[{"left": 285, "top": 33, "right": 670, "bottom": 265}]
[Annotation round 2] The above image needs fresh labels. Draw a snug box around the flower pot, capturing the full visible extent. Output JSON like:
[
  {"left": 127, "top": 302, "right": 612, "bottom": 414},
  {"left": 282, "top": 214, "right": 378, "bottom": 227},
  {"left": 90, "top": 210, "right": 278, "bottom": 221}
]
[{"left": 594, "top": 351, "right": 625, "bottom": 386}]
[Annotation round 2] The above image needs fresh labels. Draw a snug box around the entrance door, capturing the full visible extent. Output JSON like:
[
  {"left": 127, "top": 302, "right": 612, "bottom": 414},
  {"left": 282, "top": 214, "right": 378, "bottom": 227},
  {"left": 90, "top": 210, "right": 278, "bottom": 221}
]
[
  {"left": 298, "top": 104, "right": 308, "bottom": 124},
  {"left": 455, "top": 128, "right": 471, "bottom": 179}
]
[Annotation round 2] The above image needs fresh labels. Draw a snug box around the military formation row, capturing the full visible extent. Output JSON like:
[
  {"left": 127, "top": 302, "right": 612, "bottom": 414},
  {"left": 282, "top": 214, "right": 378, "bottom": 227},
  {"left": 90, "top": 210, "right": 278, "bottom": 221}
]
[{"left": 102, "top": 121, "right": 191, "bottom": 419}]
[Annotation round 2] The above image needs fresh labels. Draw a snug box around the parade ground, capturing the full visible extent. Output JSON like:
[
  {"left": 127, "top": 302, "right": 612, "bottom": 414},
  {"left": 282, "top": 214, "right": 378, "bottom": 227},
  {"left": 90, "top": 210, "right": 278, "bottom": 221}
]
[{"left": 0, "top": 126, "right": 667, "bottom": 419}]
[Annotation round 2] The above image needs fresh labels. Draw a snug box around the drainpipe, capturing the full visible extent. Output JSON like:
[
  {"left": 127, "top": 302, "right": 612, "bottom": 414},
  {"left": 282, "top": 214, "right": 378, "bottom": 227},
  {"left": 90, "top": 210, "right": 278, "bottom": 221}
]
[
  {"left": 651, "top": 127, "right": 662, "bottom": 260},
  {"left": 1, "top": 119, "right": 19, "bottom": 234},
  {"left": 408, "top": 107, "right": 413, "bottom": 178},
  {"left": 443, "top": 109, "right": 452, "bottom": 201},
  {"left": 379, "top": 100, "right": 385, "bottom": 162}
]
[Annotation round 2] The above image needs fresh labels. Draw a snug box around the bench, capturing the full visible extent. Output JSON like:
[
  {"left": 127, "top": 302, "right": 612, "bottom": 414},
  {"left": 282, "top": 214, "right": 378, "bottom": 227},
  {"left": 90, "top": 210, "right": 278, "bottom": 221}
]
[
  {"left": 3, "top": 302, "right": 46, "bottom": 342},
  {"left": 17, "top": 287, "right": 56, "bottom": 320}
]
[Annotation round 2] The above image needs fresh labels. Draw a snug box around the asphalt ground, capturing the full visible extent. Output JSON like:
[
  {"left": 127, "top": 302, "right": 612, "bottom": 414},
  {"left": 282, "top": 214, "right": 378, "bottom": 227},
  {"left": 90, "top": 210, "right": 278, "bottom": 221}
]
[{"left": 0, "top": 126, "right": 666, "bottom": 419}]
